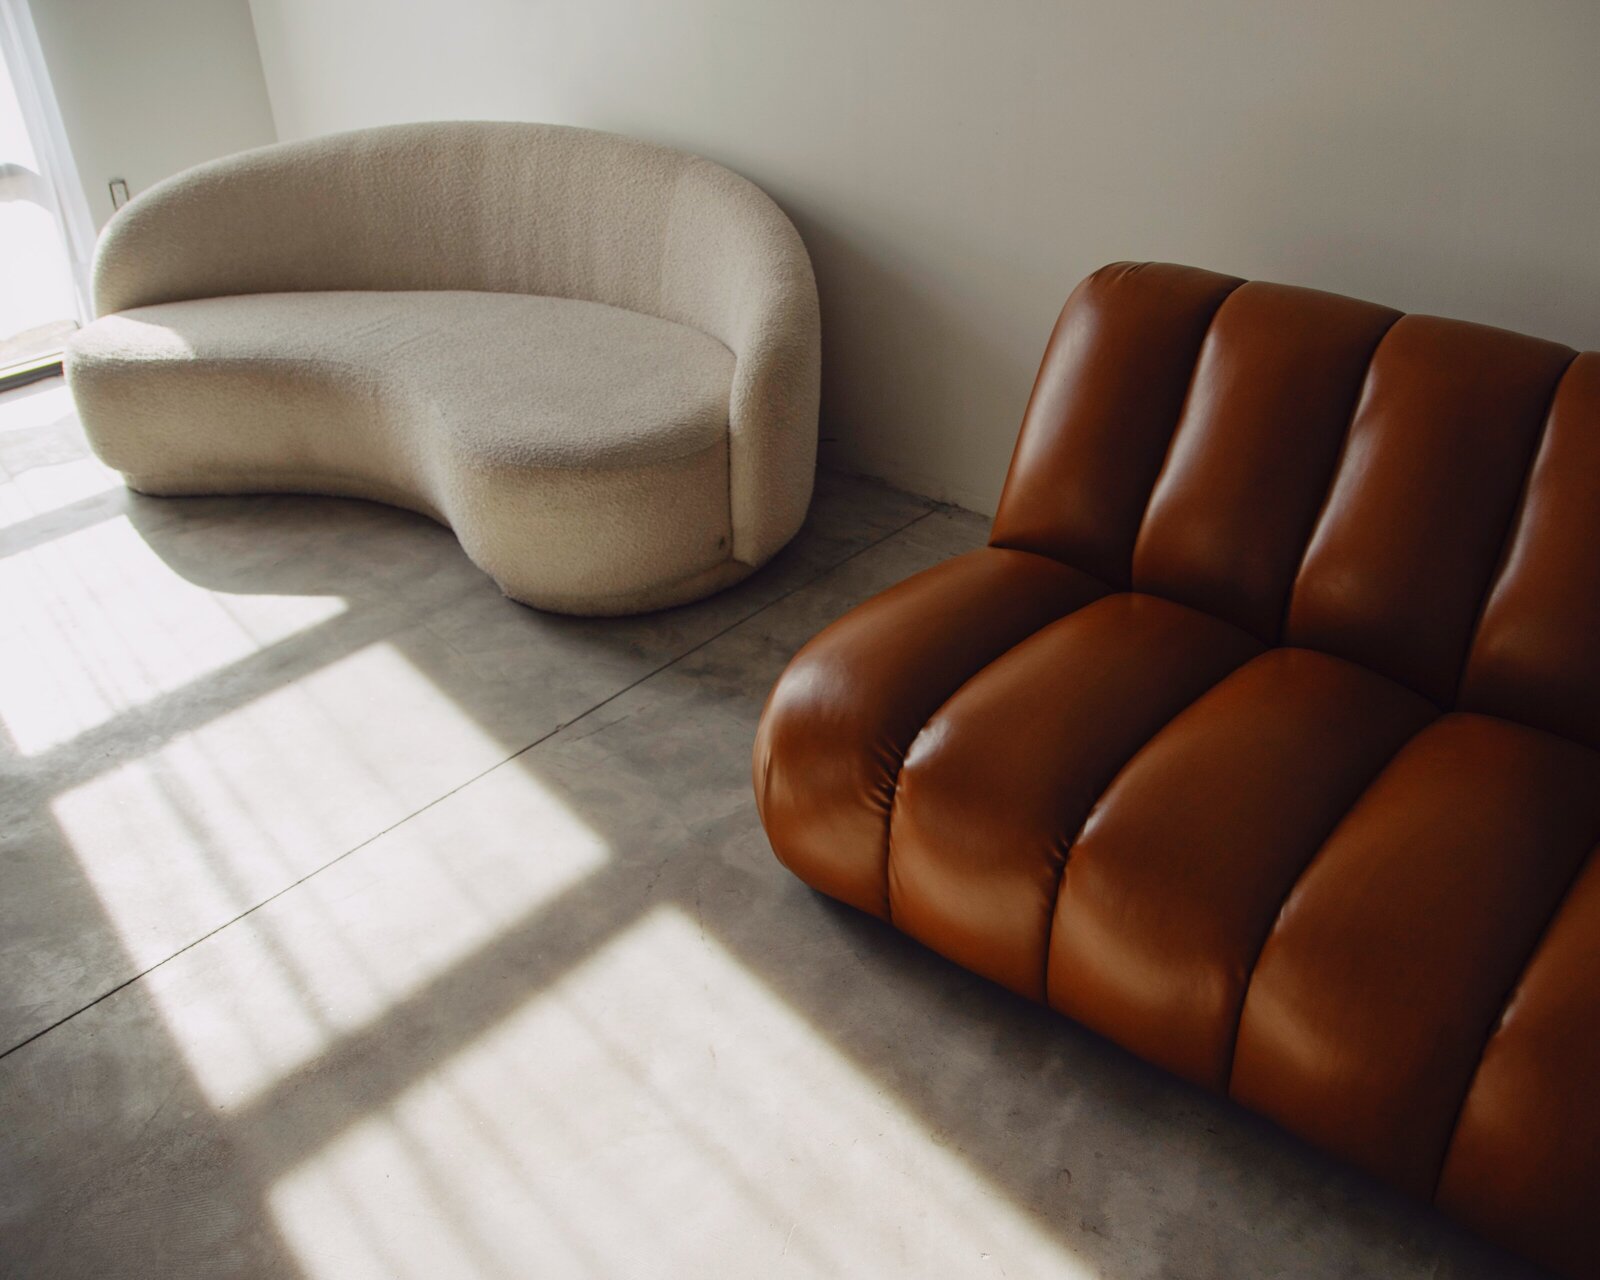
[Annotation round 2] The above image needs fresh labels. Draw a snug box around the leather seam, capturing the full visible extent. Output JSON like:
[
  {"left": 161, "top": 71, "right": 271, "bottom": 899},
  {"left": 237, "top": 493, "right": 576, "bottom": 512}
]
[
  {"left": 879, "top": 578, "right": 1113, "bottom": 923},
  {"left": 1273, "top": 311, "right": 1406, "bottom": 646},
  {"left": 1120, "top": 279, "right": 1247, "bottom": 587},
  {"left": 1427, "top": 832, "right": 1600, "bottom": 1203},
  {"left": 1448, "top": 350, "right": 1582, "bottom": 710},
  {"left": 1037, "top": 620, "right": 1265, "bottom": 1007},
  {"left": 1220, "top": 707, "right": 1439, "bottom": 1095},
  {"left": 988, "top": 271, "right": 1245, "bottom": 586}
]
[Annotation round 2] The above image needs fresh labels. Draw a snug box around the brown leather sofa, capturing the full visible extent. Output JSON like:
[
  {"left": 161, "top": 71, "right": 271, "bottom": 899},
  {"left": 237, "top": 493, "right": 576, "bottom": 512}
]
[{"left": 753, "top": 262, "right": 1600, "bottom": 1279}]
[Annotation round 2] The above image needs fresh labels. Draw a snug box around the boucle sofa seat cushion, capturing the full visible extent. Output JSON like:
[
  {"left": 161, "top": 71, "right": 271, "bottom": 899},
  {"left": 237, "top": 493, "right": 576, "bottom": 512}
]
[
  {"left": 754, "top": 262, "right": 1600, "bottom": 1280},
  {"left": 65, "top": 121, "right": 821, "bottom": 615},
  {"left": 70, "top": 291, "right": 741, "bottom": 613}
]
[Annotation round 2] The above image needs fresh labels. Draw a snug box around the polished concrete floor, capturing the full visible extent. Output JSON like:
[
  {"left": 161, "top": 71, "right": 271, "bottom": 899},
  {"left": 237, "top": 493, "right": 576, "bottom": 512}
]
[{"left": 0, "top": 378, "right": 1541, "bottom": 1279}]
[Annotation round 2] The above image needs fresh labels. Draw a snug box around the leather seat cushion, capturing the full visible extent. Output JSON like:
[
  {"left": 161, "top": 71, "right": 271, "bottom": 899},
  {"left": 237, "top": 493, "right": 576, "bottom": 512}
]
[{"left": 756, "top": 544, "right": 1600, "bottom": 1214}]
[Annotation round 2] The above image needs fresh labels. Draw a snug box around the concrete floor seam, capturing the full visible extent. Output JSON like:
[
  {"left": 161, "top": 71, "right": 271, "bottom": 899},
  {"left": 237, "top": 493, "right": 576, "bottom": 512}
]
[{"left": 0, "top": 504, "right": 935, "bottom": 1066}]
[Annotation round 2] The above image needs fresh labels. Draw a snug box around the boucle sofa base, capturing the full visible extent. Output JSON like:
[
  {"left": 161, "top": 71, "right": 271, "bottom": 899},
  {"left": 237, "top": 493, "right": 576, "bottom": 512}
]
[{"left": 117, "top": 468, "right": 757, "bottom": 617}]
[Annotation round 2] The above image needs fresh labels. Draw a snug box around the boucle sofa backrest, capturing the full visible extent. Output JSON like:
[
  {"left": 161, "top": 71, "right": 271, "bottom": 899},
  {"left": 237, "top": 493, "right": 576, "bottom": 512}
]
[
  {"left": 990, "top": 261, "right": 1600, "bottom": 742},
  {"left": 93, "top": 121, "right": 799, "bottom": 354}
]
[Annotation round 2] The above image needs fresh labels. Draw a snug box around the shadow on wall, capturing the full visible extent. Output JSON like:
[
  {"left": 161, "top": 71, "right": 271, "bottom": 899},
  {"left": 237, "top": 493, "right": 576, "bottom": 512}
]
[
  {"left": 0, "top": 392, "right": 1548, "bottom": 1278},
  {"left": 1220, "top": 103, "right": 1600, "bottom": 348},
  {"left": 795, "top": 210, "right": 1050, "bottom": 514},
  {"left": 784, "top": 96, "right": 1600, "bottom": 520}
]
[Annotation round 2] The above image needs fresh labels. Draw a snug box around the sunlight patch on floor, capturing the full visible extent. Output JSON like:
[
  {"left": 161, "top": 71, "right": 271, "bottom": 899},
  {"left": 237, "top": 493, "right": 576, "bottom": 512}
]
[
  {"left": 0, "top": 445, "right": 120, "bottom": 528},
  {"left": 267, "top": 905, "right": 1100, "bottom": 1280},
  {"left": 0, "top": 510, "right": 346, "bottom": 754},
  {"left": 0, "top": 383, "right": 121, "bottom": 529},
  {"left": 0, "top": 380, "right": 76, "bottom": 437},
  {"left": 0, "top": 456, "right": 121, "bottom": 533},
  {"left": 46, "top": 640, "right": 569, "bottom": 972},
  {"left": 64, "top": 694, "right": 609, "bottom": 1103}
]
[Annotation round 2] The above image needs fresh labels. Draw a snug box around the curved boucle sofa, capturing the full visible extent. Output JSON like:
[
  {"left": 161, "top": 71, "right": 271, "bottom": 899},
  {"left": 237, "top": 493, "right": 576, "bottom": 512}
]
[{"left": 65, "top": 122, "right": 821, "bottom": 615}]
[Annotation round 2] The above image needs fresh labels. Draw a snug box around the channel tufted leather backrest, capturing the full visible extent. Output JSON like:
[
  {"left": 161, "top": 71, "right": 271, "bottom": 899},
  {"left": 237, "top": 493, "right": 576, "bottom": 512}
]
[
  {"left": 992, "top": 261, "right": 1595, "bottom": 738},
  {"left": 1459, "top": 351, "right": 1600, "bottom": 748}
]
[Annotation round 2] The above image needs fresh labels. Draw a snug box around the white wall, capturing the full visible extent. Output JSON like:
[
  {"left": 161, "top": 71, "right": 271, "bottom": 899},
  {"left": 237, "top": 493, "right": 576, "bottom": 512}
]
[
  {"left": 246, "top": 0, "right": 1600, "bottom": 514},
  {"left": 32, "top": 0, "right": 275, "bottom": 227}
]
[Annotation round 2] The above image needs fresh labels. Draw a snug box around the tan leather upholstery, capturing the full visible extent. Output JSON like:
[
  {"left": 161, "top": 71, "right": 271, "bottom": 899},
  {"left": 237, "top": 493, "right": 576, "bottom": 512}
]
[{"left": 754, "top": 262, "right": 1600, "bottom": 1279}]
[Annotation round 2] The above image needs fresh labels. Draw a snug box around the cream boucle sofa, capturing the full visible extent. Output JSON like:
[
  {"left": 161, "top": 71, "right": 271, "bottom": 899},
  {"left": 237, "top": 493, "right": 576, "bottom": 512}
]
[{"left": 65, "top": 122, "right": 822, "bottom": 615}]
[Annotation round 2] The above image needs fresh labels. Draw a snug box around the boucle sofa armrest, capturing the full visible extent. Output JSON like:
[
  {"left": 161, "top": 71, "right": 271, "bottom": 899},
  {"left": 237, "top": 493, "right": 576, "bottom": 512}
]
[{"left": 663, "top": 159, "right": 821, "bottom": 567}]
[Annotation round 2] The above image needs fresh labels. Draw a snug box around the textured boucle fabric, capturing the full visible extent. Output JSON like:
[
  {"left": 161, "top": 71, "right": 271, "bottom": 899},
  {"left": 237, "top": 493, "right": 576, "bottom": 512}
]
[
  {"left": 70, "top": 292, "right": 739, "bottom": 612},
  {"left": 65, "top": 121, "right": 821, "bottom": 614}
]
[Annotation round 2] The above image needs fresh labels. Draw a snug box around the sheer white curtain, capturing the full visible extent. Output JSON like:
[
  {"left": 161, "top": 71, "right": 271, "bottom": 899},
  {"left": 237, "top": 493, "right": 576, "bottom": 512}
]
[{"left": 0, "top": 0, "right": 95, "bottom": 324}]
